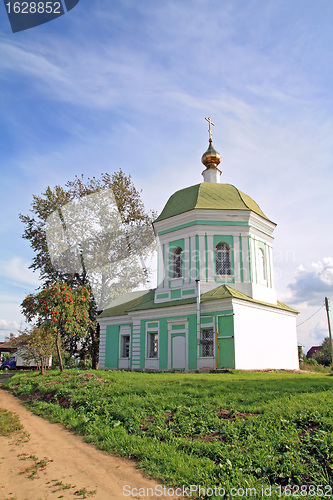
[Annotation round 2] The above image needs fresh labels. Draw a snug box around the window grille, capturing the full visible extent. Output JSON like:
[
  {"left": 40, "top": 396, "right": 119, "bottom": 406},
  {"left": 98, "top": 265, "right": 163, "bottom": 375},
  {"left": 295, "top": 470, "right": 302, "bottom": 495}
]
[
  {"left": 148, "top": 332, "right": 158, "bottom": 358},
  {"left": 171, "top": 247, "right": 183, "bottom": 278},
  {"left": 216, "top": 242, "right": 231, "bottom": 275},
  {"left": 121, "top": 335, "right": 130, "bottom": 358},
  {"left": 201, "top": 328, "right": 214, "bottom": 357}
]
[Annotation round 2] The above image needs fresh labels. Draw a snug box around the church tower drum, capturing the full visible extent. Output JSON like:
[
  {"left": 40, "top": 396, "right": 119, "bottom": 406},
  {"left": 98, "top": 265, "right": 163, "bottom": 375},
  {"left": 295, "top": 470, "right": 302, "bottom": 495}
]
[{"left": 153, "top": 119, "right": 277, "bottom": 305}]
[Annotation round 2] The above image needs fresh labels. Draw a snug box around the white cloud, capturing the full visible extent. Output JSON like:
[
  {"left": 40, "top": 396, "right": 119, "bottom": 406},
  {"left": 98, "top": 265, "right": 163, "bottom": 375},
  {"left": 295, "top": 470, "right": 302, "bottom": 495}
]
[
  {"left": 0, "top": 257, "right": 40, "bottom": 288},
  {"left": 0, "top": 294, "right": 30, "bottom": 342},
  {"left": 0, "top": 319, "right": 19, "bottom": 332},
  {"left": 288, "top": 258, "right": 333, "bottom": 306}
]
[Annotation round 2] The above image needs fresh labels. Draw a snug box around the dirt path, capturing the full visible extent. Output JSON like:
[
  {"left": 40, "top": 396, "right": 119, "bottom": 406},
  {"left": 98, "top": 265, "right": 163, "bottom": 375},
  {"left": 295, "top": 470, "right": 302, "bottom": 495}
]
[{"left": 0, "top": 387, "right": 175, "bottom": 500}]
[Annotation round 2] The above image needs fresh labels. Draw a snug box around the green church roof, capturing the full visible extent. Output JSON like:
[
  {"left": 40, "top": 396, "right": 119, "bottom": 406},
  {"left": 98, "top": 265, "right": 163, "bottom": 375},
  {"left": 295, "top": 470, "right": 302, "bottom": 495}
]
[
  {"left": 155, "top": 183, "right": 271, "bottom": 223},
  {"left": 98, "top": 285, "right": 298, "bottom": 318}
]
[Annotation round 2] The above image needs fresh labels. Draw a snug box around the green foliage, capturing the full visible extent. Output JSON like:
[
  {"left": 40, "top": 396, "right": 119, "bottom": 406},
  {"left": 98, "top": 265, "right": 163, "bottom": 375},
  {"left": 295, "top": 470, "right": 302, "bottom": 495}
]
[
  {"left": 21, "top": 282, "right": 90, "bottom": 339},
  {"left": 1, "top": 352, "right": 11, "bottom": 362},
  {"left": 19, "top": 171, "right": 156, "bottom": 369},
  {"left": 307, "top": 357, "right": 318, "bottom": 366},
  {"left": 21, "top": 282, "right": 91, "bottom": 371},
  {"left": 313, "top": 338, "right": 333, "bottom": 366},
  {"left": 4, "top": 371, "right": 333, "bottom": 498},
  {"left": 298, "top": 345, "right": 305, "bottom": 363},
  {"left": 77, "top": 358, "right": 92, "bottom": 369},
  {"left": 51, "top": 353, "right": 64, "bottom": 370},
  {"left": 19, "top": 326, "right": 56, "bottom": 374}
]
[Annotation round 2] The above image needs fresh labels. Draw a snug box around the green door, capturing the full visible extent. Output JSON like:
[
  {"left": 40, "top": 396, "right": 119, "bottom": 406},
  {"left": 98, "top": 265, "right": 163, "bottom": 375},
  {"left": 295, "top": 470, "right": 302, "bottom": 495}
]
[{"left": 216, "top": 314, "right": 235, "bottom": 369}]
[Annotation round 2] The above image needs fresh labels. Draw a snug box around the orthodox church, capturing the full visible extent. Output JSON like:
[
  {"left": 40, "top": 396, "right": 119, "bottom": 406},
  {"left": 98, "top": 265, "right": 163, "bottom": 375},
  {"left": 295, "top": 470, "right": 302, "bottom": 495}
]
[{"left": 98, "top": 120, "right": 299, "bottom": 371}]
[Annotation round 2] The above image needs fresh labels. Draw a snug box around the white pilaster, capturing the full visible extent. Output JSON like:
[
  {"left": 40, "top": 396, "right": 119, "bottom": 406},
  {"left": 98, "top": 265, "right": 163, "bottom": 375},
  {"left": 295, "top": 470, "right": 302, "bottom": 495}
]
[
  {"left": 249, "top": 236, "right": 256, "bottom": 283},
  {"left": 241, "top": 236, "right": 250, "bottom": 283},
  {"left": 233, "top": 236, "right": 241, "bottom": 283},
  {"left": 190, "top": 236, "right": 197, "bottom": 281},
  {"left": 206, "top": 235, "right": 214, "bottom": 281},
  {"left": 268, "top": 245, "right": 275, "bottom": 289},
  {"left": 164, "top": 243, "right": 168, "bottom": 288},
  {"left": 157, "top": 238, "right": 164, "bottom": 289},
  {"left": 198, "top": 235, "right": 206, "bottom": 281},
  {"left": 184, "top": 237, "right": 190, "bottom": 283}
]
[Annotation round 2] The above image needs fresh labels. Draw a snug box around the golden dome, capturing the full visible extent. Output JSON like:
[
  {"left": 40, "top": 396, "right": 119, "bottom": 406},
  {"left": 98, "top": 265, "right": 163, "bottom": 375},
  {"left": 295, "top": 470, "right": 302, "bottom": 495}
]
[{"left": 201, "top": 139, "right": 221, "bottom": 168}]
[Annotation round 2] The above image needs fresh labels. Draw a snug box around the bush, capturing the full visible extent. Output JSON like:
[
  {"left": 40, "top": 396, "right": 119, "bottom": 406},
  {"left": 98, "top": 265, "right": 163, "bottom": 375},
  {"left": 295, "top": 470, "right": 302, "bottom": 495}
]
[
  {"left": 77, "top": 358, "right": 92, "bottom": 369},
  {"left": 299, "top": 361, "right": 330, "bottom": 373},
  {"left": 313, "top": 338, "right": 332, "bottom": 366},
  {"left": 307, "top": 358, "right": 318, "bottom": 366}
]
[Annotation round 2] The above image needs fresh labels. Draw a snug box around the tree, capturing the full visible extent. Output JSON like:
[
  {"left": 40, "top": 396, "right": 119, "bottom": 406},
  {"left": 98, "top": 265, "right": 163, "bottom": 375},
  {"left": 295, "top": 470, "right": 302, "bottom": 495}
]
[
  {"left": 21, "top": 282, "right": 91, "bottom": 372},
  {"left": 20, "top": 170, "right": 155, "bottom": 368},
  {"left": 20, "top": 326, "right": 56, "bottom": 375},
  {"left": 298, "top": 346, "right": 305, "bottom": 364},
  {"left": 313, "top": 338, "right": 332, "bottom": 366},
  {"left": 5, "top": 333, "right": 17, "bottom": 341}
]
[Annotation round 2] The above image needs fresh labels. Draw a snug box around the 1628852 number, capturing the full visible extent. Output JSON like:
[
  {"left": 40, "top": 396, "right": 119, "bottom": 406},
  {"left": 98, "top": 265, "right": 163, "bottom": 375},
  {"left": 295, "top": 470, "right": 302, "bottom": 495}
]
[
  {"left": 276, "top": 484, "right": 332, "bottom": 497},
  {"left": 6, "top": 2, "right": 61, "bottom": 14}
]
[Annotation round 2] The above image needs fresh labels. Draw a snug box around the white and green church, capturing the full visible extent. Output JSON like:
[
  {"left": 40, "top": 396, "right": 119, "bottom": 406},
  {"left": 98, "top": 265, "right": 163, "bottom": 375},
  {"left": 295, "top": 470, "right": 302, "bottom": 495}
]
[{"left": 98, "top": 122, "right": 299, "bottom": 371}]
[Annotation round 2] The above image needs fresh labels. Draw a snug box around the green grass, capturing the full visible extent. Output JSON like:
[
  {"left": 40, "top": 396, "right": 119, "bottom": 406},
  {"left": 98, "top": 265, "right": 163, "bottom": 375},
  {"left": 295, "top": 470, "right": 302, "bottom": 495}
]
[
  {"left": 3, "top": 370, "right": 333, "bottom": 499},
  {"left": 0, "top": 408, "right": 23, "bottom": 436}
]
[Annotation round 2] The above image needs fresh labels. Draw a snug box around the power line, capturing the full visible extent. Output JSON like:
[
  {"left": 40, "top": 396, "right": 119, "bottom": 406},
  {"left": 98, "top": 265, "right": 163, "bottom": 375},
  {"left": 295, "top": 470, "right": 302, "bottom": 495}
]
[{"left": 296, "top": 305, "right": 324, "bottom": 327}]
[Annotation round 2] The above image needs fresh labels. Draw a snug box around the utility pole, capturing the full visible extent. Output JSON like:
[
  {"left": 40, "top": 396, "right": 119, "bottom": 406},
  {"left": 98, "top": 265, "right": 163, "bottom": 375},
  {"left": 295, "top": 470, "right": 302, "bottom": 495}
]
[{"left": 325, "top": 297, "right": 333, "bottom": 364}]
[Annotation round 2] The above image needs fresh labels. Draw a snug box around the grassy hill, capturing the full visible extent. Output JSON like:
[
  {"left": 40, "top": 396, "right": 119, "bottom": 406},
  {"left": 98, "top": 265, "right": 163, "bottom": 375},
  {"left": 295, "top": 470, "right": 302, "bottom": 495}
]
[{"left": 3, "top": 370, "right": 333, "bottom": 499}]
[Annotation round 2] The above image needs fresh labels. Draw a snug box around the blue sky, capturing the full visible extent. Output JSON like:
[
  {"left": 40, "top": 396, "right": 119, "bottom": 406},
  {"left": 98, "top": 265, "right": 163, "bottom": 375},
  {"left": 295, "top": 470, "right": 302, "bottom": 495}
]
[{"left": 0, "top": 0, "right": 332, "bottom": 352}]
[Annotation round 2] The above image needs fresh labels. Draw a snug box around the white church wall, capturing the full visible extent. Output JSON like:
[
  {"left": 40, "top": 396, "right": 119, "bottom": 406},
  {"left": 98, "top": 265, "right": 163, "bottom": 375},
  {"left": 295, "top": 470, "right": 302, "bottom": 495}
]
[
  {"left": 233, "top": 301, "right": 299, "bottom": 370},
  {"left": 249, "top": 283, "right": 277, "bottom": 304},
  {"left": 231, "top": 282, "right": 277, "bottom": 304},
  {"left": 197, "top": 358, "right": 216, "bottom": 370}
]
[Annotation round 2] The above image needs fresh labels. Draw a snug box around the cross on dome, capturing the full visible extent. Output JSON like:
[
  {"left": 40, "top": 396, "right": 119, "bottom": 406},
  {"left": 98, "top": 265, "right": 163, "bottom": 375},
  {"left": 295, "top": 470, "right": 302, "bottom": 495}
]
[
  {"left": 201, "top": 117, "right": 221, "bottom": 182},
  {"left": 205, "top": 117, "right": 215, "bottom": 141}
]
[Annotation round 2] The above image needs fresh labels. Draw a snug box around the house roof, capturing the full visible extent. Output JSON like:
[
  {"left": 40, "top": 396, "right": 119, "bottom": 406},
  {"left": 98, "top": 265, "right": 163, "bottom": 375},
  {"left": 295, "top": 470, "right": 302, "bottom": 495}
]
[
  {"left": 98, "top": 284, "right": 298, "bottom": 319},
  {"left": 154, "top": 183, "right": 272, "bottom": 223},
  {"left": 0, "top": 335, "right": 25, "bottom": 352},
  {"left": 306, "top": 346, "right": 322, "bottom": 359}
]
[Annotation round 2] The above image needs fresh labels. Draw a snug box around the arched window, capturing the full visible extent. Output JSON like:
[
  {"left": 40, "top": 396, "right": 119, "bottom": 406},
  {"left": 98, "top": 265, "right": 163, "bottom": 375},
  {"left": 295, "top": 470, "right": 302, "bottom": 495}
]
[
  {"left": 258, "top": 248, "right": 266, "bottom": 282},
  {"left": 171, "top": 246, "right": 183, "bottom": 278},
  {"left": 216, "top": 242, "right": 231, "bottom": 275}
]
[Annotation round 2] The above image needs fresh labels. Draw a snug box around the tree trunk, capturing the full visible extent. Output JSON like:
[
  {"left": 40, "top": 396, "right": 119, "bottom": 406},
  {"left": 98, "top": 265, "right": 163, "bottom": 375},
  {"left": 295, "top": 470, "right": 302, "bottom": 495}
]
[
  {"left": 56, "top": 331, "right": 64, "bottom": 372},
  {"left": 90, "top": 324, "right": 99, "bottom": 370}
]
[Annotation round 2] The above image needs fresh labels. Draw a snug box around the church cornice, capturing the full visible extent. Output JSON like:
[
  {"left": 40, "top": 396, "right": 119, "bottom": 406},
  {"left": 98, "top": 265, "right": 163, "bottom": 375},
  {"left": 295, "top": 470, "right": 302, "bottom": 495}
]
[{"left": 154, "top": 209, "right": 276, "bottom": 238}]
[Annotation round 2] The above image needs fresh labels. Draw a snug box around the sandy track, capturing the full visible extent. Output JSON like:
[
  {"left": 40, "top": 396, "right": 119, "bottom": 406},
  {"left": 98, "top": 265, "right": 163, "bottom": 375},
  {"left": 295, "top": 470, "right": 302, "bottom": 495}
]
[{"left": 0, "top": 388, "right": 175, "bottom": 500}]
